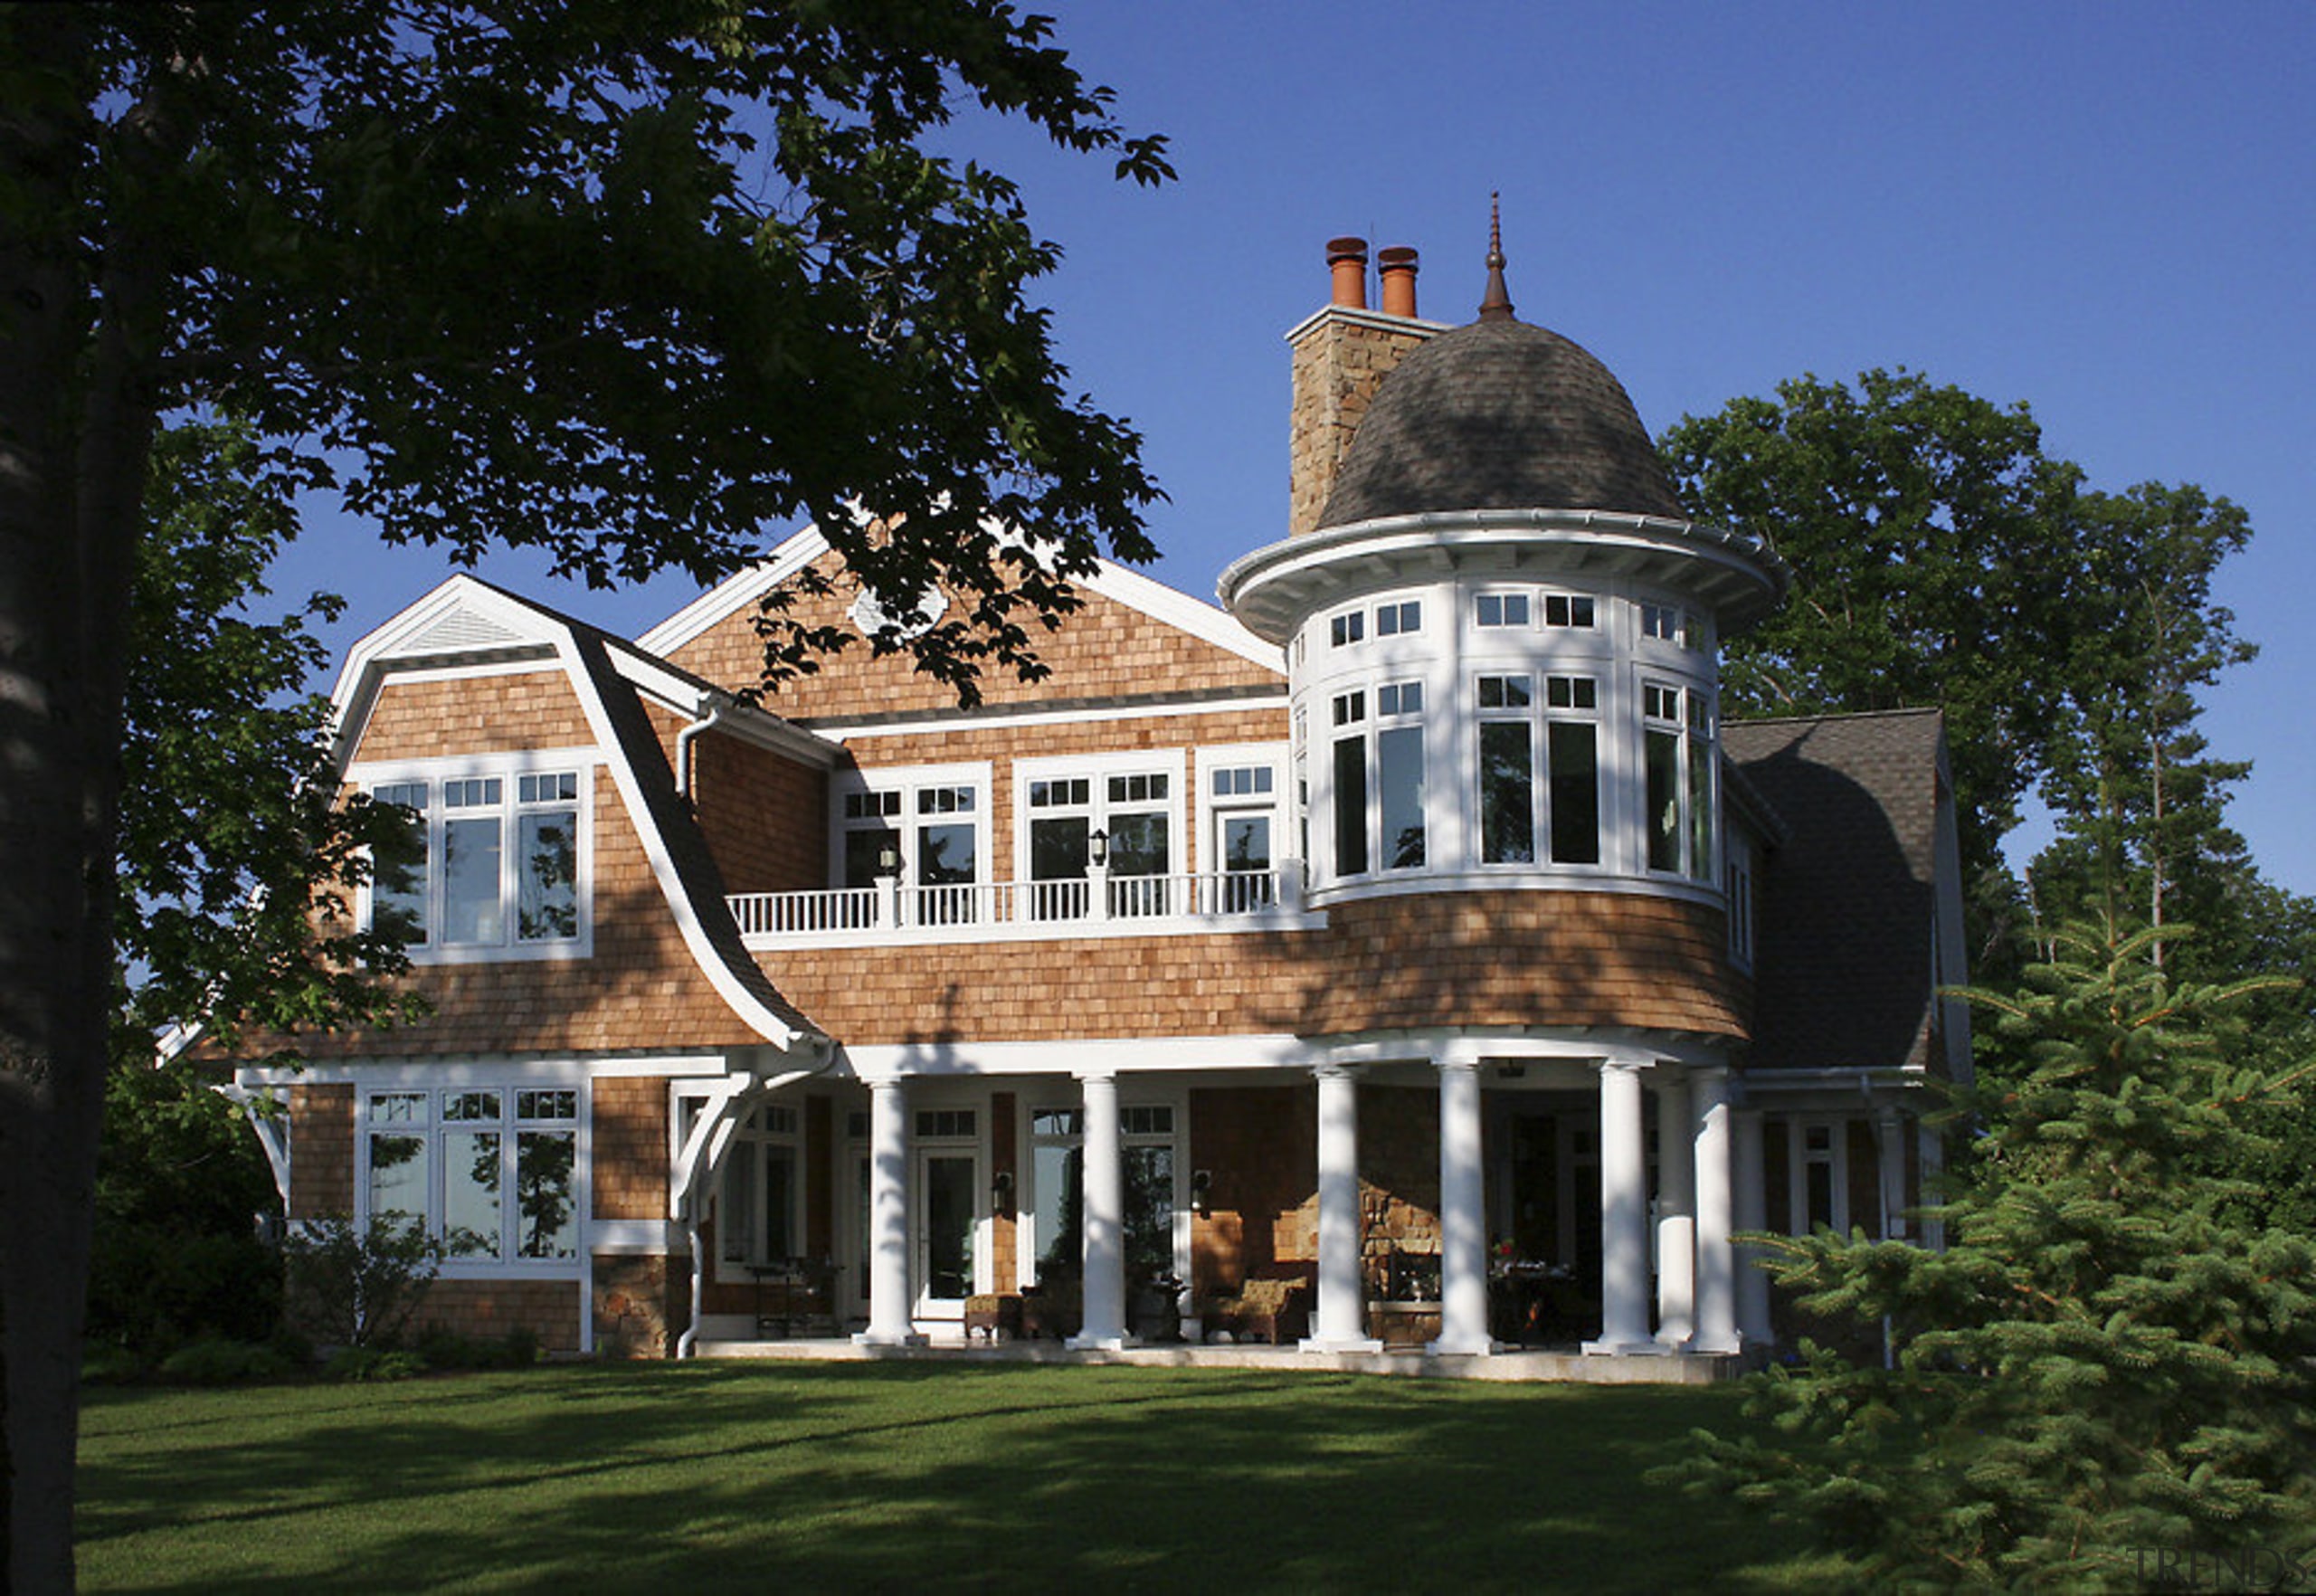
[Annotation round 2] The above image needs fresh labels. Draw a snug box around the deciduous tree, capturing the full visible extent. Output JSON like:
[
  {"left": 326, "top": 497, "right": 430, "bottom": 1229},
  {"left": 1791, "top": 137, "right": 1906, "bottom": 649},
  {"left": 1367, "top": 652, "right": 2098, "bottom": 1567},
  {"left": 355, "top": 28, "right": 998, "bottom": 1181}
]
[{"left": 0, "top": 5, "right": 1169, "bottom": 1582}]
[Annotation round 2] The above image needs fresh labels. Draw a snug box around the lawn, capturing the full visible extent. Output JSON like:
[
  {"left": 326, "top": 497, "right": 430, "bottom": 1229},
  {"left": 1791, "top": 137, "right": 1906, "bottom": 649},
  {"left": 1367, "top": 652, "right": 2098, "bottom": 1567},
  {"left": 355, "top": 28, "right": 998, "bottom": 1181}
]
[{"left": 78, "top": 1362, "right": 1844, "bottom": 1592}]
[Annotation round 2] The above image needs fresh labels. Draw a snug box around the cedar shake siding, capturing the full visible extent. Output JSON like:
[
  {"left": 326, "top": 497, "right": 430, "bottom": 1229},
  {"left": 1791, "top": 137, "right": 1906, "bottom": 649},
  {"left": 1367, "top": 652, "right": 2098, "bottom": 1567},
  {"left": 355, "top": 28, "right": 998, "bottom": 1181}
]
[
  {"left": 356, "top": 670, "right": 595, "bottom": 763},
  {"left": 764, "top": 890, "right": 1746, "bottom": 1046},
  {"left": 662, "top": 553, "right": 1282, "bottom": 722},
  {"left": 287, "top": 1083, "right": 355, "bottom": 1218},
  {"left": 688, "top": 729, "right": 828, "bottom": 897}
]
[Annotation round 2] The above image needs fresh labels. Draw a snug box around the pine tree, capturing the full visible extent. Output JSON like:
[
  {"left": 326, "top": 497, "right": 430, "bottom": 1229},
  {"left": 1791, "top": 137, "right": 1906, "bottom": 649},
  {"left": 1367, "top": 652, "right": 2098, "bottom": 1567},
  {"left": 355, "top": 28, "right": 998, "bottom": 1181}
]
[{"left": 1671, "top": 920, "right": 2316, "bottom": 1587}]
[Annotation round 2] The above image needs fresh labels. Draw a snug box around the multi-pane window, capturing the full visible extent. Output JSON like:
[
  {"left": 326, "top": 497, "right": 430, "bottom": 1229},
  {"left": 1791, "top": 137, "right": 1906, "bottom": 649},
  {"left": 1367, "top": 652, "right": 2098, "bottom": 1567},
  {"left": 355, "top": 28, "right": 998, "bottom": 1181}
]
[
  {"left": 1209, "top": 763, "right": 1279, "bottom": 911},
  {"left": 1376, "top": 682, "right": 1426, "bottom": 869},
  {"left": 1329, "top": 610, "right": 1365, "bottom": 648},
  {"left": 1376, "top": 599, "right": 1421, "bottom": 637},
  {"left": 1328, "top": 683, "right": 1426, "bottom": 876},
  {"left": 1024, "top": 766, "right": 1177, "bottom": 917},
  {"left": 365, "top": 1087, "right": 579, "bottom": 1266},
  {"left": 1644, "top": 682, "right": 1714, "bottom": 879},
  {"left": 719, "top": 1105, "right": 802, "bottom": 1269},
  {"left": 1029, "top": 1103, "right": 1179, "bottom": 1288},
  {"left": 1542, "top": 594, "right": 1596, "bottom": 629},
  {"left": 1640, "top": 603, "right": 1707, "bottom": 651},
  {"left": 1726, "top": 838, "right": 1757, "bottom": 969},
  {"left": 840, "top": 779, "right": 983, "bottom": 922},
  {"left": 1475, "top": 593, "right": 1530, "bottom": 629},
  {"left": 1331, "top": 692, "right": 1369, "bottom": 876},
  {"left": 1476, "top": 674, "right": 1600, "bottom": 867},
  {"left": 367, "top": 769, "right": 584, "bottom": 954}
]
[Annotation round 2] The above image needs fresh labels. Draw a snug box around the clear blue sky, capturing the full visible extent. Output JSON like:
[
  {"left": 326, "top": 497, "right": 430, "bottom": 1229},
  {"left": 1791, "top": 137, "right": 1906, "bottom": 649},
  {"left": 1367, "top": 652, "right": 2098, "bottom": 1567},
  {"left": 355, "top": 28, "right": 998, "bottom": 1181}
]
[{"left": 280, "top": 0, "right": 2316, "bottom": 896}]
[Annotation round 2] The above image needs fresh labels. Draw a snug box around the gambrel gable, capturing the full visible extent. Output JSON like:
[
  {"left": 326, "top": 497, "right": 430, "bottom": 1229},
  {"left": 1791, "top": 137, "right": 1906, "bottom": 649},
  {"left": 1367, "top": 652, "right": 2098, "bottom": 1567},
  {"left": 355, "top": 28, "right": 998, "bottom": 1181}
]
[{"left": 313, "top": 575, "right": 831, "bottom": 1058}]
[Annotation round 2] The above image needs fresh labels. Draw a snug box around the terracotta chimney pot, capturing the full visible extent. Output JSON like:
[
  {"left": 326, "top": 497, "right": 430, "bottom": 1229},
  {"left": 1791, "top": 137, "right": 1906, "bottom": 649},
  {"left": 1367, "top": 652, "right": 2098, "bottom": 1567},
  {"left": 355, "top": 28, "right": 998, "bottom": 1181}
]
[
  {"left": 1327, "top": 236, "right": 1370, "bottom": 309},
  {"left": 1378, "top": 246, "right": 1419, "bottom": 318}
]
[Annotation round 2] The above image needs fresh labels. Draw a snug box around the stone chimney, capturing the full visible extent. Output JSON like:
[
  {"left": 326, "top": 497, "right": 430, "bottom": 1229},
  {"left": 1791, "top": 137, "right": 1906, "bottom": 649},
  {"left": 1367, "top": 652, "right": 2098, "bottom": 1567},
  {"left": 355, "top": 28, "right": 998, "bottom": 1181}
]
[{"left": 1286, "top": 237, "right": 1440, "bottom": 537}]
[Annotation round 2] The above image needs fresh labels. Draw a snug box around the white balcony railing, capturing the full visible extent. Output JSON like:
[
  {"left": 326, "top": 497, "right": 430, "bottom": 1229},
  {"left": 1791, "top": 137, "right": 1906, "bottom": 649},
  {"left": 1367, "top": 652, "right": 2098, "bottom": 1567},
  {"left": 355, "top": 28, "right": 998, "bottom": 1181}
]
[{"left": 728, "top": 866, "right": 1305, "bottom": 945}]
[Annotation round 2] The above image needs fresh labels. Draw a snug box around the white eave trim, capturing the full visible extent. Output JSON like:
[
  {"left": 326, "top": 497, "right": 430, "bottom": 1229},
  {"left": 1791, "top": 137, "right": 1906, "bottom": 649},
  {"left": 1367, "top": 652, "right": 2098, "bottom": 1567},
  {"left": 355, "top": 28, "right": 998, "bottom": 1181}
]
[
  {"left": 1216, "top": 509, "right": 1789, "bottom": 643},
  {"left": 635, "top": 521, "right": 1284, "bottom": 678}
]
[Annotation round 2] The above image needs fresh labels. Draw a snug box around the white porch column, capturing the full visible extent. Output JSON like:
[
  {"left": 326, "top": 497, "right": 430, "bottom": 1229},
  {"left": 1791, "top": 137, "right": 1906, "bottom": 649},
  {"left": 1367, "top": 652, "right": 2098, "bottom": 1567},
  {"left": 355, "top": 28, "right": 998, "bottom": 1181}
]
[
  {"left": 1068, "top": 1071, "right": 1129, "bottom": 1349},
  {"left": 1654, "top": 1069, "right": 1696, "bottom": 1350},
  {"left": 1430, "top": 1058, "right": 1491, "bottom": 1356},
  {"left": 1692, "top": 1066, "right": 1739, "bottom": 1354},
  {"left": 854, "top": 1077, "right": 924, "bottom": 1347},
  {"left": 1732, "top": 1106, "right": 1774, "bottom": 1348},
  {"left": 1876, "top": 1110, "right": 1908, "bottom": 1240},
  {"left": 1586, "top": 1059, "right": 1656, "bottom": 1354},
  {"left": 1304, "top": 1064, "right": 1381, "bottom": 1352}
]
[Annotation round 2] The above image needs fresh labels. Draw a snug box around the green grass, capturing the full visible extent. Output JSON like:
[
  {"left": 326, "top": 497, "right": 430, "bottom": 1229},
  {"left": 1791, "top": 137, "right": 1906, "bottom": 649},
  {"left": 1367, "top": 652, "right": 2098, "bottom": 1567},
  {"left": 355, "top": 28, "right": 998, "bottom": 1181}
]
[{"left": 77, "top": 1363, "right": 1845, "bottom": 1592}]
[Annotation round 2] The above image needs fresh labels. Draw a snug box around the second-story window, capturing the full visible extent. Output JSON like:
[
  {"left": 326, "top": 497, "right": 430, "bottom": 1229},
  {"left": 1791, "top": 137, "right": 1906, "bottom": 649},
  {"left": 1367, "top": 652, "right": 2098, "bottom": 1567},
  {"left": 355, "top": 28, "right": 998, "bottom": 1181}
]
[
  {"left": 1376, "top": 599, "right": 1422, "bottom": 637},
  {"left": 837, "top": 773, "right": 987, "bottom": 919},
  {"left": 1475, "top": 592, "right": 1530, "bottom": 629},
  {"left": 1330, "top": 683, "right": 1425, "bottom": 877},
  {"left": 1475, "top": 675, "right": 1599, "bottom": 867},
  {"left": 1329, "top": 609, "right": 1365, "bottom": 648},
  {"left": 1644, "top": 682, "right": 1714, "bottom": 879},
  {"left": 365, "top": 766, "right": 586, "bottom": 957}
]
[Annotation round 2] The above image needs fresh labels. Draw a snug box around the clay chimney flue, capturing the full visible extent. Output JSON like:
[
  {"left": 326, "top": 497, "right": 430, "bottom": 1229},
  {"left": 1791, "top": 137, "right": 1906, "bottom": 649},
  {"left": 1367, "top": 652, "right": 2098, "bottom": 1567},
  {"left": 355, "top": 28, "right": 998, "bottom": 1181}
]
[
  {"left": 1377, "top": 246, "right": 1419, "bottom": 318},
  {"left": 1326, "top": 236, "right": 1370, "bottom": 309}
]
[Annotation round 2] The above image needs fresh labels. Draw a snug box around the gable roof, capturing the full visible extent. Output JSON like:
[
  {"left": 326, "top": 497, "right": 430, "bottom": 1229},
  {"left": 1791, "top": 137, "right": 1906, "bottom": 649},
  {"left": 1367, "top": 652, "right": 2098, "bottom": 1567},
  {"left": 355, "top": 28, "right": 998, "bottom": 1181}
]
[
  {"left": 1723, "top": 708, "right": 1949, "bottom": 1074},
  {"left": 638, "top": 523, "right": 1284, "bottom": 673}
]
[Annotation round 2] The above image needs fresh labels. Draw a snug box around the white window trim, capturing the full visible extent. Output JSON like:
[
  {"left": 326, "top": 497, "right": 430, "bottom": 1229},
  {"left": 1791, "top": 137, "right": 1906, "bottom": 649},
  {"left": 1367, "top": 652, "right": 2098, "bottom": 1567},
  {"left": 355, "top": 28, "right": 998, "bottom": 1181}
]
[
  {"left": 1017, "top": 1089, "right": 1188, "bottom": 1292},
  {"left": 1012, "top": 748, "right": 1188, "bottom": 884},
  {"left": 351, "top": 749, "right": 598, "bottom": 964},
  {"left": 356, "top": 1078, "right": 589, "bottom": 1278},
  {"left": 828, "top": 761, "right": 993, "bottom": 888},
  {"left": 1195, "top": 742, "right": 1288, "bottom": 879},
  {"left": 712, "top": 1104, "right": 806, "bottom": 1284},
  {"left": 1786, "top": 1117, "right": 1851, "bottom": 1237}
]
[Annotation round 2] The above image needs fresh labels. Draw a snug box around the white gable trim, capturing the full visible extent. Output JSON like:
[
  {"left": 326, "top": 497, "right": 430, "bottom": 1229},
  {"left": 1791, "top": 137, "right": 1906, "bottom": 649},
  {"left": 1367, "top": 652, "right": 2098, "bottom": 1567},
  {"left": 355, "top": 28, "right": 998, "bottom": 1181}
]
[
  {"left": 323, "top": 575, "right": 824, "bottom": 1053},
  {"left": 636, "top": 524, "right": 832, "bottom": 656},
  {"left": 634, "top": 522, "right": 1284, "bottom": 677}
]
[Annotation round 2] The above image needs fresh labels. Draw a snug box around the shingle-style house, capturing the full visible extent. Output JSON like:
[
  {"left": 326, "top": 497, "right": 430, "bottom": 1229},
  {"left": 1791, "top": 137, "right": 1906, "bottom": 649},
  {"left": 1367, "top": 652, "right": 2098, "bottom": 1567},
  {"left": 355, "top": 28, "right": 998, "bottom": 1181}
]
[{"left": 234, "top": 228, "right": 1970, "bottom": 1365}]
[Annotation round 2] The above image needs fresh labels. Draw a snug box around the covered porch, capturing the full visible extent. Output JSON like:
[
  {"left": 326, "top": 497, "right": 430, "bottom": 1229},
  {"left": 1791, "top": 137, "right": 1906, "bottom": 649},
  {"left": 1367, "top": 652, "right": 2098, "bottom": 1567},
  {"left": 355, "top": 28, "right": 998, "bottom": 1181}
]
[{"left": 670, "top": 1030, "right": 1787, "bottom": 1368}]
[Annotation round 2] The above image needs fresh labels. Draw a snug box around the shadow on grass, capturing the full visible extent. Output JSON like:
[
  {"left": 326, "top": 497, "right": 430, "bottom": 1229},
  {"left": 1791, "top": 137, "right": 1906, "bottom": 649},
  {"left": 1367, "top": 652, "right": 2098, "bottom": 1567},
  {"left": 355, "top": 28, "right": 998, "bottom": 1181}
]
[{"left": 79, "top": 1363, "right": 1837, "bottom": 1593}]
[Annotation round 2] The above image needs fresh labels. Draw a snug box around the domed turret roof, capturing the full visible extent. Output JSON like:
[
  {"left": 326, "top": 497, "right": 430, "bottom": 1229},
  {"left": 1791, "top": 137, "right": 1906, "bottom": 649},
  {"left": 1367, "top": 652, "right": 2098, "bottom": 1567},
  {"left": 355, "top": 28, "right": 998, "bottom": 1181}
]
[{"left": 1318, "top": 314, "right": 1688, "bottom": 528}]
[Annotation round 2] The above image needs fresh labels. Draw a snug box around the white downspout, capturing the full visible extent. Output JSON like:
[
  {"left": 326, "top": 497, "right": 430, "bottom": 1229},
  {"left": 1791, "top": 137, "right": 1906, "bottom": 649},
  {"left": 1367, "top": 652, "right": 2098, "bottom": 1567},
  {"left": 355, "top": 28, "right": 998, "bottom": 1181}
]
[{"left": 673, "top": 699, "right": 727, "bottom": 803}]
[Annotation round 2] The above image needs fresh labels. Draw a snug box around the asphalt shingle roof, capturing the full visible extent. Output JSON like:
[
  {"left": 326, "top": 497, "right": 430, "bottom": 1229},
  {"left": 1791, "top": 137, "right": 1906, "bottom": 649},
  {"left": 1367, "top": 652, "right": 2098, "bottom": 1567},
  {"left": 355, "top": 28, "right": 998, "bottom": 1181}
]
[
  {"left": 1318, "top": 316, "right": 1688, "bottom": 527},
  {"left": 1723, "top": 708, "right": 1947, "bottom": 1073}
]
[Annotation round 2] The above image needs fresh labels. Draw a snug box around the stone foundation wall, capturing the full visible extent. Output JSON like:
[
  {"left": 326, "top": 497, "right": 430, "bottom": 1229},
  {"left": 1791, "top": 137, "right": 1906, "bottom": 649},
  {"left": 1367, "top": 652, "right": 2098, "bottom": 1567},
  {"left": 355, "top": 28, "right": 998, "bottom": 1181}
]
[{"left": 594, "top": 1253, "right": 686, "bottom": 1359}]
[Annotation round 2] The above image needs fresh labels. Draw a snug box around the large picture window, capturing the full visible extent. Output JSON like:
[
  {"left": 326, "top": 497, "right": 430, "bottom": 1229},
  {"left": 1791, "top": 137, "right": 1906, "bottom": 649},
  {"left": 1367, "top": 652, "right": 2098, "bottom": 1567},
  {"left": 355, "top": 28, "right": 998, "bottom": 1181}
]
[
  {"left": 365, "top": 766, "right": 587, "bottom": 958},
  {"left": 363, "top": 1085, "right": 579, "bottom": 1267}
]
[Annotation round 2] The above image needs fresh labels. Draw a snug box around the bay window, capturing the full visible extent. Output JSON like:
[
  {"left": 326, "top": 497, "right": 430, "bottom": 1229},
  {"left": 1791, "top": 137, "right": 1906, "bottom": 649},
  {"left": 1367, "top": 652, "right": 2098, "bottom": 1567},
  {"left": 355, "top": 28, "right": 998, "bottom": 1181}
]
[
  {"left": 1476, "top": 674, "right": 1600, "bottom": 867},
  {"left": 1644, "top": 681, "right": 1715, "bottom": 879}
]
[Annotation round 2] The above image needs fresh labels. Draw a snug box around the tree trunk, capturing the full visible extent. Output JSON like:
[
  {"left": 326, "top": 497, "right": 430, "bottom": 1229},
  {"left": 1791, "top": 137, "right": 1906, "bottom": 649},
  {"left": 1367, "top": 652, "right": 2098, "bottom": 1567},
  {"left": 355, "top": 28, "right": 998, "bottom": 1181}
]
[{"left": 0, "top": 12, "right": 154, "bottom": 1588}]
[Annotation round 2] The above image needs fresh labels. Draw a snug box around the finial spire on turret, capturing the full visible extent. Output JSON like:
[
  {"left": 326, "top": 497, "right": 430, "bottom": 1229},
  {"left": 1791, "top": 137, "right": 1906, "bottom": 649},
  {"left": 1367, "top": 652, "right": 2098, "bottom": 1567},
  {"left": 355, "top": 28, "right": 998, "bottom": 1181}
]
[{"left": 1478, "top": 193, "right": 1515, "bottom": 322}]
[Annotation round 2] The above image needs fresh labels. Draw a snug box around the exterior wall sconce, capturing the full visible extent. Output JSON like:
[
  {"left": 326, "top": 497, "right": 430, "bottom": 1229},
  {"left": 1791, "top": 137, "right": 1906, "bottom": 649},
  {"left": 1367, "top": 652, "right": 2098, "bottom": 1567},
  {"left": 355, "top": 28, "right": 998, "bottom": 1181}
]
[
  {"left": 1088, "top": 828, "right": 1110, "bottom": 869},
  {"left": 1191, "top": 1168, "right": 1212, "bottom": 1215},
  {"left": 992, "top": 1169, "right": 1014, "bottom": 1211},
  {"left": 876, "top": 837, "right": 900, "bottom": 875}
]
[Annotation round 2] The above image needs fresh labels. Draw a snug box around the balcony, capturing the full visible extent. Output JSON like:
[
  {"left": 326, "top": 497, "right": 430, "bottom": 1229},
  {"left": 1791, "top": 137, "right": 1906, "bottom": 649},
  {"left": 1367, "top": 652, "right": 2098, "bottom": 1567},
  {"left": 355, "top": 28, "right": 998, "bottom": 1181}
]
[{"left": 728, "top": 866, "right": 1315, "bottom": 948}]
